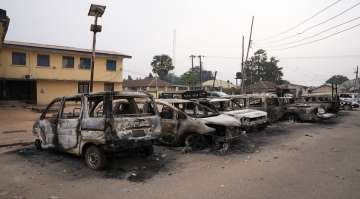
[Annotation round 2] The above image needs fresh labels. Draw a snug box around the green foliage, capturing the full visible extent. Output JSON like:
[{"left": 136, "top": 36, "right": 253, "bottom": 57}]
[
  {"left": 151, "top": 54, "right": 174, "bottom": 80},
  {"left": 180, "top": 71, "right": 197, "bottom": 86},
  {"left": 325, "top": 75, "right": 349, "bottom": 85},
  {"left": 244, "top": 49, "right": 284, "bottom": 85}
]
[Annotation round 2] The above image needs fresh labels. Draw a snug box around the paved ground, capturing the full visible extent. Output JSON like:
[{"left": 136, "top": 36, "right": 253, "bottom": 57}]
[{"left": 0, "top": 107, "right": 360, "bottom": 199}]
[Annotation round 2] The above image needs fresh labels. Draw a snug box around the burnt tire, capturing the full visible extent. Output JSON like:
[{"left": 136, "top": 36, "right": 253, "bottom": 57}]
[
  {"left": 84, "top": 146, "right": 107, "bottom": 170},
  {"left": 184, "top": 134, "right": 208, "bottom": 151},
  {"left": 34, "top": 139, "right": 42, "bottom": 151},
  {"left": 141, "top": 145, "right": 154, "bottom": 157}
]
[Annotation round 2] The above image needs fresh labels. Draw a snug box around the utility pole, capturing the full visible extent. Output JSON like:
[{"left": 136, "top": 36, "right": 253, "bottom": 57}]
[
  {"left": 355, "top": 65, "right": 359, "bottom": 92},
  {"left": 172, "top": 29, "right": 176, "bottom": 67},
  {"left": 245, "top": 16, "right": 254, "bottom": 93},
  {"left": 190, "top": 55, "right": 196, "bottom": 90},
  {"left": 241, "top": 35, "right": 245, "bottom": 93},
  {"left": 198, "top": 55, "right": 205, "bottom": 90},
  {"left": 212, "top": 71, "right": 218, "bottom": 91}
]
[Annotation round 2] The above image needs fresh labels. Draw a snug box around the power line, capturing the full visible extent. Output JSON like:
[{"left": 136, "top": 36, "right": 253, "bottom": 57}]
[
  {"left": 270, "top": 22, "right": 360, "bottom": 51},
  {"left": 259, "top": 0, "right": 344, "bottom": 41},
  {"left": 260, "top": 1, "right": 360, "bottom": 45},
  {"left": 268, "top": 16, "right": 360, "bottom": 48},
  {"left": 206, "top": 54, "right": 360, "bottom": 60}
]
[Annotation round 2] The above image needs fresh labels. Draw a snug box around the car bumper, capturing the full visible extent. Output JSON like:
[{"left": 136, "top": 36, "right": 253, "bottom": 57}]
[{"left": 317, "top": 113, "right": 337, "bottom": 120}]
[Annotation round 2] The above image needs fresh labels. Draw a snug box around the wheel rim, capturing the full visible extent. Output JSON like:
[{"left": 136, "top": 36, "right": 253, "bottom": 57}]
[{"left": 87, "top": 152, "right": 100, "bottom": 169}]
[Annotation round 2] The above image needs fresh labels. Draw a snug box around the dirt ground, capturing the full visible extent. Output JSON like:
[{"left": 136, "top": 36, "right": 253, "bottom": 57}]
[{"left": 0, "top": 107, "right": 360, "bottom": 199}]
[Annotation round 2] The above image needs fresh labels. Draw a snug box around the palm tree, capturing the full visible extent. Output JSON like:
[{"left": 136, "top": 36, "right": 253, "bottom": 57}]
[{"left": 151, "top": 54, "right": 174, "bottom": 80}]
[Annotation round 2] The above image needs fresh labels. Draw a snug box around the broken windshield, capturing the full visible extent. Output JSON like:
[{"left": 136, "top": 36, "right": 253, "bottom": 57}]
[{"left": 173, "top": 101, "right": 219, "bottom": 118}]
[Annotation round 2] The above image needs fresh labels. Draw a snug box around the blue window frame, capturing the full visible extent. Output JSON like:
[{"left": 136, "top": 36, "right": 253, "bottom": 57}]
[
  {"left": 12, "top": 52, "right": 26, "bottom": 65},
  {"left": 80, "top": 58, "right": 91, "bottom": 69},
  {"left": 63, "top": 56, "right": 74, "bottom": 68},
  {"left": 37, "top": 54, "right": 50, "bottom": 67},
  {"left": 106, "top": 59, "right": 116, "bottom": 71}
]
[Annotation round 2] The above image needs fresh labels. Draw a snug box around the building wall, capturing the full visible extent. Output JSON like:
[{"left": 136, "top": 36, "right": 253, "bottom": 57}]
[
  {"left": 36, "top": 80, "right": 123, "bottom": 105},
  {"left": 0, "top": 47, "right": 123, "bottom": 83},
  {"left": 311, "top": 85, "right": 333, "bottom": 94}
]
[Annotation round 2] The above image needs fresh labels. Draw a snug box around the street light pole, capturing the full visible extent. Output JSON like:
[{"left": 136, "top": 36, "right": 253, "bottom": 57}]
[
  {"left": 88, "top": 4, "right": 106, "bottom": 93},
  {"left": 90, "top": 16, "right": 98, "bottom": 93}
]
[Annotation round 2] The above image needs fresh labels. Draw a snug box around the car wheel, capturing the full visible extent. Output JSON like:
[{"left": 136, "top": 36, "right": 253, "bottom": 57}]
[
  {"left": 34, "top": 139, "right": 42, "bottom": 151},
  {"left": 184, "top": 134, "right": 208, "bottom": 151},
  {"left": 84, "top": 146, "right": 107, "bottom": 170},
  {"left": 142, "top": 145, "right": 154, "bottom": 157}
]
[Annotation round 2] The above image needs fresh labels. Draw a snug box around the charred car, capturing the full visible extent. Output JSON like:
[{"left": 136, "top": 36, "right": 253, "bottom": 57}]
[
  {"left": 33, "top": 91, "right": 161, "bottom": 170},
  {"left": 300, "top": 93, "right": 340, "bottom": 113},
  {"left": 155, "top": 99, "right": 243, "bottom": 152},
  {"left": 281, "top": 97, "right": 336, "bottom": 122},
  {"left": 195, "top": 98, "right": 268, "bottom": 131},
  {"left": 234, "top": 94, "right": 286, "bottom": 123}
]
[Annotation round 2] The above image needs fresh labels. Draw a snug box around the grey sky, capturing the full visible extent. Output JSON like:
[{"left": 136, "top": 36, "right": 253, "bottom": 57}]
[{"left": 2, "top": 0, "right": 360, "bottom": 86}]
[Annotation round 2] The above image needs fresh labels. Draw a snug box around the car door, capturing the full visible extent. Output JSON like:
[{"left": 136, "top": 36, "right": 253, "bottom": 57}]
[
  {"left": 57, "top": 97, "right": 82, "bottom": 150},
  {"left": 156, "top": 102, "right": 178, "bottom": 145},
  {"left": 37, "top": 98, "right": 63, "bottom": 148}
]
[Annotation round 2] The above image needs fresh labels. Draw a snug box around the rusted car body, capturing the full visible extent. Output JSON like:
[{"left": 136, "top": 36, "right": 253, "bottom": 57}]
[
  {"left": 155, "top": 99, "right": 243, "bottom": 152},
  {"left": 281, "top": 97, "right": 336, "bottom": 122},
  {"left": 33, "top": 91, "right": 161, "bottom": 170},
  {"left": 195, "top": 98, "right": 268, "bottom": 131},
  {"left": 234, "top": 94, "right": 285, "bottom": 123},
  {"left": 300, "top": 93, "right": 340, "bottom": 113}
]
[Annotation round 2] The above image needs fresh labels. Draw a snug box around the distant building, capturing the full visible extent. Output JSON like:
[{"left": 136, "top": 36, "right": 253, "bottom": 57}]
[
  {"left": 278, "top": 83, "right": 309, "bottom": 97},
  {"left": 202, "top": 80, "right": 235, "bottom": 91},
  {"left": 246, "top": 81, "right": 277, "bottom": 94},
  {"left": 0, "top": 9, "right": 131, "bottom": 105},
  {"left": 123, "top": 78, "right": 188, "bottom": 98},
  {"left": 310, "top": 84, "right": 335, "bottom": 94}
]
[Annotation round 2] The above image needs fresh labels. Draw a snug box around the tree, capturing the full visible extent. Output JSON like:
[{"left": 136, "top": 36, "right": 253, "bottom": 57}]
[
  {"left": 127, "top": 75, "right": 133, "bottom": 80},
  {"left": 180, "top": 71, "right": 197, "bottom": 86},
  {"left": 151, "top": 54, "right": 174, "bottom": 80},
  {"left": 244, "top": 49, "right": 284, "bottom": 85},
  {"left": 325, "top": 75, "right": 349, "bottom": 85},
  {"left": 145, "top": 73, "right": 154, "bottom": 79}
]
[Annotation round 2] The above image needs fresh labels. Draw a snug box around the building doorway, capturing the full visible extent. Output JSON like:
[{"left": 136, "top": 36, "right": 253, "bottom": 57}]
[{"left": 0, "top": 80, "right": 37, "bottom": 104}]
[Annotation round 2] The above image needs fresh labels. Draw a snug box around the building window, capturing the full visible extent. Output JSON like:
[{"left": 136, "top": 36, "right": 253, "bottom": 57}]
[
  {"left": 12, "top": 52, "right": 26, "bottom": 65},
  {"left": 106, "top": 59, "right": 116, "bottom": 71},
  {"left": 80, "top": 57, "right": 91, "bottom": 69},
  {"left": 63, "top": 56, "right": 74, "bottom": 68},
  {"left": 78, "top": 82, "right": 90, "bottom": 93},
  {"left": 37, "top": 54, "right": 50, "bottom": 67},
  {"left": 104, "top": 82, "right": 114, "bottom": 91}
]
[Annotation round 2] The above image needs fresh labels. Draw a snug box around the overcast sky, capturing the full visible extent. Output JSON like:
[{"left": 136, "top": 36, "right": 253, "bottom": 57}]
[{"left": 2, "top": 0, "right": 360, "bottom": 86}]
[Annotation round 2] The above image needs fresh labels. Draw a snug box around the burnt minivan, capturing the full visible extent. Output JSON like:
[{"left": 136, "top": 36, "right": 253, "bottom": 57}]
[{"left": 33, "top": 91, "right": 161, "bottom": 170}]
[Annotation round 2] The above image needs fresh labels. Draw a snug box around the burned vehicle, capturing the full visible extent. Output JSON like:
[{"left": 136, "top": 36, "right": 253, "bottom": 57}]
[
  {"left": 155, "top": 99, "right": 243, "bottom": 152},
  {"left": 339, "top": 93, "right": 360, "bottom": 110},
  {"left": 281, "top": 97, "right": 336, "bottom": 122},
  {"left": 195, "top": 98, "right": 268, "bottom": 131},
  {"left": 300, "top": 93, "right": 340, "bottom": 113},
  {"left": 234, "top": 94, "right": 285, "bottom": 123},
  {"left": 33, "top": 91, "right": 161, "bottom": 170}
]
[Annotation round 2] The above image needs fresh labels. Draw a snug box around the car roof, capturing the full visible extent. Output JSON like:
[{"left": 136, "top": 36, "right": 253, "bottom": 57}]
[
  {"left": 156, "top": 99, "right": 192, "bottom": 103},
  {"left": 62, "top": 91, "right": 150, "bottom": 99}
]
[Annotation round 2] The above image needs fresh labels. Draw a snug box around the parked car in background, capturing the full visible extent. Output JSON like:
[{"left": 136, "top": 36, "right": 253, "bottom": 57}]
[
  {"left": 33, "top": 92, "right": 161, "bottom": 170},
  {"left": 207, "top": 91, "right": 230, "bottom": 98},
  {"left": 195, "top": 98, "right": 268, "bottom": 132},
  {"left": 235, "top": 94, "right": 285, "bottom": 123},
  {"left": 339, "top": 93, "right": 360, "bottom": 110},
  {"left": 155, "top": 99, "right": 243, "bottom": 152},
  {"left": 300, "top": 93, "right": 340, "bottom": 113},
  {"left": 280, "top": 97, "right": 336, "bottom": 122}
]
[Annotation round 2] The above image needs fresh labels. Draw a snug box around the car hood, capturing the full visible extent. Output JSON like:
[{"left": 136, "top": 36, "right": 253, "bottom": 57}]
[
  {"left": 224, "top": 109, "right": 267, "bottom": 119},
  {"left": 200, "top": 114, "right": 241, "bottom": 127}
]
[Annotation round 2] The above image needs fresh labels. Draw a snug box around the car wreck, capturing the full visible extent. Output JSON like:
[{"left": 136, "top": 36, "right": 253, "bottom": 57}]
[
  {"left": 300, "top": 93, "right": 340, "bottom": 113},
  {"left": 155, "top": 99, "right": 244, "bottom": 152},
  {"left": 33, "top": 91, "right": 161, "bottom": 170},
  {"left": 281, "top": 98, "right": 336, "bottom": 122},
  {"left": 233, "top": 94, "right": 286, "bottom": 123},
  {"left": 195, "top": 98, "right": 268, "bottom": 132}
]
